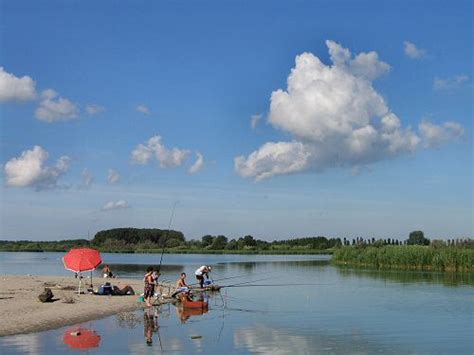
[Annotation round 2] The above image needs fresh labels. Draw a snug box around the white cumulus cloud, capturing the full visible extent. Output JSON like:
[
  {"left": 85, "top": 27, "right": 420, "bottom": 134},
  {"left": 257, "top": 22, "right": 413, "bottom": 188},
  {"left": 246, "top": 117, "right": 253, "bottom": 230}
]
[
  {"left": 136, "top": 104, "right": 151, "bottom": 115},
  {"left": 102, "top": 200, "right": 129, "bottom": 211},
  {"left": 0, "top": 67, "right": 37, "bottom": 102},
  {"left": 107, "top": 169, "right": 120, "bottom": 184},
  {"left": 131, "top": 135, "right": 190, "bottom": 168},
  {"left": 35, "top": 89, "right": 79, "bottom": 122},
  {"left": 4, "top": 145, "right": 70, "bottom": 189},
  {"left": 235, "top": 40, "right": 463, "bottom": 181},
  {"left": 404, "top": 41, "right": 426, "bottom": 59},
  {"left": 235, "top": 141, "right": 312, "bottom": 181},
  {"left": 188, "top": 152, "right": 205, "bottom": 174}
]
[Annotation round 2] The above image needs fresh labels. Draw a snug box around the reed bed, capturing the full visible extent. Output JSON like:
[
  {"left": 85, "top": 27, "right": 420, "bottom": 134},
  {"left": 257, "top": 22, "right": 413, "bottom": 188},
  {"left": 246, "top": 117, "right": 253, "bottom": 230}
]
[{"left": 332, "top": 245, "right": 474, "bottom": 272}]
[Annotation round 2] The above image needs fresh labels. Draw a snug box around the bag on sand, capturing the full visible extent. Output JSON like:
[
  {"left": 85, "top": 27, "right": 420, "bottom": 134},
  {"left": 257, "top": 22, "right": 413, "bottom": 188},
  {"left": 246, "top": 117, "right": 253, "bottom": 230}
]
[{"left": 38, "top": 288, "right": 54, "bottom": 303}]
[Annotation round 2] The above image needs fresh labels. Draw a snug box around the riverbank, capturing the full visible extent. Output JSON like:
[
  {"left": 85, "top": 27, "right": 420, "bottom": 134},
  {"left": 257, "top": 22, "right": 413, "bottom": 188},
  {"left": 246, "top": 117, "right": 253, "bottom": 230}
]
[
  {"left": 332, "top": 245, "right": 474, "bottom": 272},
  {"left": 0, "top": 276, "right": 157, "bottom": 336}
]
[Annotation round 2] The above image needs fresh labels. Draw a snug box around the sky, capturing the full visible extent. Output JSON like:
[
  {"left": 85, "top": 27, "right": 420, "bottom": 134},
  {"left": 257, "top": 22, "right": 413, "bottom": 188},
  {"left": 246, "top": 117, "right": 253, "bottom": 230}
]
[{"left": 0, "top": 0, "right": 472, "bottom": 241}]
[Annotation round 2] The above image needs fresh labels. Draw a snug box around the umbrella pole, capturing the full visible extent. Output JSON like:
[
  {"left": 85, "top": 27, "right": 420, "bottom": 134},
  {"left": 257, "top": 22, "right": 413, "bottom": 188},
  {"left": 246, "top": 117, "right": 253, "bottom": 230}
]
[{"left": 90, "top": 271, "right": 93, "bottom": 289}]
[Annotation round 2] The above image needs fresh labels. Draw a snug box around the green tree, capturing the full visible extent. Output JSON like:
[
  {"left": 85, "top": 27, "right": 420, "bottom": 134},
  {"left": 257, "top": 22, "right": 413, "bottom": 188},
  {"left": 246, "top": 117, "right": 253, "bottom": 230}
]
[
  {"left": 407, "top": 231, "right": 430, "bottom": 246},
  {"left": 211, "top": 235, "right": 228, "bottom": 249},
  {"left": 201, "top": 235, "right": 215, "bottom": 248}
]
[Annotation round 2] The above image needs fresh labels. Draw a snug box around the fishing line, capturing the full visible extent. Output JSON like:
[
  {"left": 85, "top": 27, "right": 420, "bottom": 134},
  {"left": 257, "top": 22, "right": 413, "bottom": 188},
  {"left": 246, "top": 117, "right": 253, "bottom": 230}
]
[
  {"left": 157, "top": 201, "right": 179, "bottom": 273},
  {"left": 220, "top": 277, "right": 274, "bottom": 288},
  {"left": 223, "top": 282, "right": 335, "bottom": 288}
]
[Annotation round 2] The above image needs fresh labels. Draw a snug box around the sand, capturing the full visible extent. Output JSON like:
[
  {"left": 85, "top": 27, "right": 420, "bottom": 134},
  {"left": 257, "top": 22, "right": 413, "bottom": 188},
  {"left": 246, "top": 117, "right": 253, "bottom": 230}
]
[{"left": 0, "top": 275, "right": 175, "bottom": 337}]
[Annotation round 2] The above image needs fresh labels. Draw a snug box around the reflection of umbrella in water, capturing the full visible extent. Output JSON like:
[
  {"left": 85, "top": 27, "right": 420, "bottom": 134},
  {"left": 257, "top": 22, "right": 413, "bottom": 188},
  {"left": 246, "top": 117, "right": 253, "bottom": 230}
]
[
  {"left": 63, "top": 327, "right": 101, "bottom": 350},
  {"left": 63, "top": 248, "right": 102, "bottom": 294}
]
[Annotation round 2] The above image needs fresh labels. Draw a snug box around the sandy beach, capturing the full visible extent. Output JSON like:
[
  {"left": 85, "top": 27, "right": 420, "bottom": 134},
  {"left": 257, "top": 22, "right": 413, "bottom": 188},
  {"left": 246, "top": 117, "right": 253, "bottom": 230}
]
[{"left": 0, "top": 275, "right": 173, "bottom": 337}]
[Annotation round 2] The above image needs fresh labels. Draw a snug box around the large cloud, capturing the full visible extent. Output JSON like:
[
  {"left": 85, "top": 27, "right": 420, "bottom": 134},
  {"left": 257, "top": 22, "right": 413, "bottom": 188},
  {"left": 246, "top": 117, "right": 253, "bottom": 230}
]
[
  {"left": 131, "top": 135, "right": 191, "bottom": 168},
  {"left": 235, "top": 40, "right": 464, "bottom": 180},
  {"left": 35, "top": 89, "right": 79, "bottom": 122},
  {"left": 4, "top": 145, "right": 70, "bottom": 189},
  {"left": 0, "top": 67, "right": 37, "bottom": 102}
]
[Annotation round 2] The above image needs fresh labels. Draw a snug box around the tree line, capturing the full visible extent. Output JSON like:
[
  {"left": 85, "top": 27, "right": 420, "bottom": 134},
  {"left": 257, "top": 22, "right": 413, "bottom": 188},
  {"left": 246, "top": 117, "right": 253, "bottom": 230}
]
[{"left": 0, "top": 228, "right": 472, "bottom": 253}]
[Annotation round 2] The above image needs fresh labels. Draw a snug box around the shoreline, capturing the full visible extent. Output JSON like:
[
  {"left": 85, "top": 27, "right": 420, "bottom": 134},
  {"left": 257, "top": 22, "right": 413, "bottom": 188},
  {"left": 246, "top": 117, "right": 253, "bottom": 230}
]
[{"left": 0, "top": 275, "right": 172, "bottom": 337}]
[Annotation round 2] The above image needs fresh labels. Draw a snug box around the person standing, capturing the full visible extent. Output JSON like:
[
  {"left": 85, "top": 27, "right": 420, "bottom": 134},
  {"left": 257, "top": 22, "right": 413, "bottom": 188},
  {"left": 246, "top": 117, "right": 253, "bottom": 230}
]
[
  {"left": 144, "top": 266, "right": 156, "bottom": 307},
  {"left": 194, "top": 265, "right": 211, "bottom": 288}
]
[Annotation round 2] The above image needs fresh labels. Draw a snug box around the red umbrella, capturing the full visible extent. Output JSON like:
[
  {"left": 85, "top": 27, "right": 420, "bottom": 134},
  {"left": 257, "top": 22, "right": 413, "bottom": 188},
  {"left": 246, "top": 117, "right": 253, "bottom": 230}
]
[
  {"left": 63, "top": 327, "right": 101, "bottom": 350},
  {"left": 63, "top": 248, "right": 102, "bottom": 273},
  {"left": 63, "top": 248, "right": 102, "bottom": 293}
]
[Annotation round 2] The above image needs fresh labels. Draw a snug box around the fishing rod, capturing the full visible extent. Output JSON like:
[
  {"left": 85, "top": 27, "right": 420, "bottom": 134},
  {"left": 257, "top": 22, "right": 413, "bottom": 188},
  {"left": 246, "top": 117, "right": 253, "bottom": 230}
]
[
  {"left": 219, "top": 277, "right": 274, "bottom": 288},
  {"left": 157, "top": 200, "right": 179, "bottom": 273},
  {"left": 187, "top": 272, "right": 255, "bottom": 287}
]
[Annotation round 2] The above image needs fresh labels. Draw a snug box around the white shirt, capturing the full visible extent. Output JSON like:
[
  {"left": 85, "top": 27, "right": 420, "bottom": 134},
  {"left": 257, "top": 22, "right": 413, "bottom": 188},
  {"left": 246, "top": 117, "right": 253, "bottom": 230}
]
[{"left": 195, "top": 265, "right": 207, "bottom": 276}]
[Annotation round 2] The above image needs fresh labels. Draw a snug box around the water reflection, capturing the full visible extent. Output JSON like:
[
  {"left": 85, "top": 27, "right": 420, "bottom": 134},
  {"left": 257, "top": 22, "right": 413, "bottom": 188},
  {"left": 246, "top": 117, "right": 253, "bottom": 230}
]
[
  {"left": 175, "top": 293, "right": 210, "bottom": 323},
  {"left": 63, "top": 327, "right": 101, "bottom": 350},
  {"left": 143, "top": 308, "right": 159, "bottom": 347},
  {"left": 233, "top": 325, "right": 404, "bottom": 354},
  {"left": 337, "top": 267, "right": 474, "bottom": 286}
]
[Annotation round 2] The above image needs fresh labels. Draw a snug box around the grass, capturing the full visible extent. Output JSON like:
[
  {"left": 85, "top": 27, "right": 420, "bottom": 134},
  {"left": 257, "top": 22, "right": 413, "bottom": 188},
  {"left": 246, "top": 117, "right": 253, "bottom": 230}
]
[{"left": 332, "top": 245, "right": 474, "bottom": 272}]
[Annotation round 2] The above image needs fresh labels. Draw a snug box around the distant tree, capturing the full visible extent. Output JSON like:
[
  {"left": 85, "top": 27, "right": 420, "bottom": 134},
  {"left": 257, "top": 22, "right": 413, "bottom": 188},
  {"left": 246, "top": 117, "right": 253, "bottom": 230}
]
[
  {"left": 243, "top": 235, "right": 257, "bottom": 247},
  {"left": 201, "top": 235, "right": 215, "bottom": 248},
  {"left": 211, "top": 235, "right": 228, "bottom": 249},
  {"left": 225, "top": 239, "right": 238, "bottom": 250},
  {"left": 407, "top": 231, "right": 430, "bottom": 246}
]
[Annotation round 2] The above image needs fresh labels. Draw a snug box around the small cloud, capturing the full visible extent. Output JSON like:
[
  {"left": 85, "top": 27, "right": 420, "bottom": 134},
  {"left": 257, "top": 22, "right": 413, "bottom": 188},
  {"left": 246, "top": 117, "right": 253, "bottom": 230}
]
[
  {"left": 102, "top": 200, "right": 129, "bottom": 211},
  {"left": 35, "top": 89, "right": 79, "bottom": 122},
  {"left": 107, "top": 169, "right": 120, "bottom": 184},
  {"left": 433, "top": 75, "right": 469, "bottom": 91},
  {"left": 81, "top": 168, "right": 94, "bottom": 187},
  {"left": 188, "top": 152, "right": 205, "bottom": 174},
  {"left": 85, "top": 104, "right": 105, "bottom": 115},
  {"left": 136, "top": 104, "right": 151, "bottom": 115},
  {"left": 131, "top": 135, "right": 190, "bottom": 168},
  {"left": 0, "top": 67, "right": 37, "bottom": 102},
  {"left": 404, "top": 41, "right": 426, "bottom": 59},
  {"left": 419, "top": 120, "right": 464, "bottom": 147},
  {"left": 250, "top": 114, "right": 262, "bottom": 130},
  {"left": 4, "top": 145, "right": 70, "bottom": 190}
]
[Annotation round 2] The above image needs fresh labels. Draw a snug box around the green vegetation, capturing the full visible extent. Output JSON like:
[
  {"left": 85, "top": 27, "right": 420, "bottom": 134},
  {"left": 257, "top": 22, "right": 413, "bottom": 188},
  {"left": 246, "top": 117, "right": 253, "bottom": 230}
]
[
  {"left": 333, "top": 240, "right": 474, "bottom": 272},
  {"left": 0, "top": 228, "right": 341, "bottom": 255}
]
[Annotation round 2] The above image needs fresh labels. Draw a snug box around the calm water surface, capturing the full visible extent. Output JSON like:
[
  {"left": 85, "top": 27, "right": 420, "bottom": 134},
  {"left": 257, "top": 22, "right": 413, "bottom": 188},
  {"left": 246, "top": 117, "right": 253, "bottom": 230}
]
[{"left": 0, "top": 252, "right": 472, "bottom": 354}]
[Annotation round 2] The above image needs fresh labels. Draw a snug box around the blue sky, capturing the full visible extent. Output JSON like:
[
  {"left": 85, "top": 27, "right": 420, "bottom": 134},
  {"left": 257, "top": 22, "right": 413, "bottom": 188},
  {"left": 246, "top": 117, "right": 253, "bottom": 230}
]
[{"left": 0, "top": 0, "right": 472, "bottom": 241}]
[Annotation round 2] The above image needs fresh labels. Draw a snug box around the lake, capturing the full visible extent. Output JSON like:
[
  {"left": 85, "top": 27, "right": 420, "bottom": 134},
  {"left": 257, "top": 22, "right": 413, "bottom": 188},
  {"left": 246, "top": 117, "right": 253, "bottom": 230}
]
[{"left": 0, "top": 252, "right": 473, "bottom": 354}]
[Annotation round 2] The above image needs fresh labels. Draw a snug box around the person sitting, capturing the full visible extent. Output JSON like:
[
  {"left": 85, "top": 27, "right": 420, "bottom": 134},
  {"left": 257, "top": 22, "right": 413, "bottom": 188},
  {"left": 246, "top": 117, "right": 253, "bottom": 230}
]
[
  {"left": 194, "top": 265, "right": 212, "bottom": 288},
  {"left": 172, "top": 272, "right": 191, "bottom": 297},
  {"left": 102, "top": 264, "right": 114, "bottom": 278}
]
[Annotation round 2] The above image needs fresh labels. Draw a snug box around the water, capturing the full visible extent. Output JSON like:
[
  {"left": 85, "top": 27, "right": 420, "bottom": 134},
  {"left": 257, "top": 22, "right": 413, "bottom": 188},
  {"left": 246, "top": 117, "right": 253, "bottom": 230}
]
[{"left": 0, "top": 252, "right": 473, "bottom": 354}]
